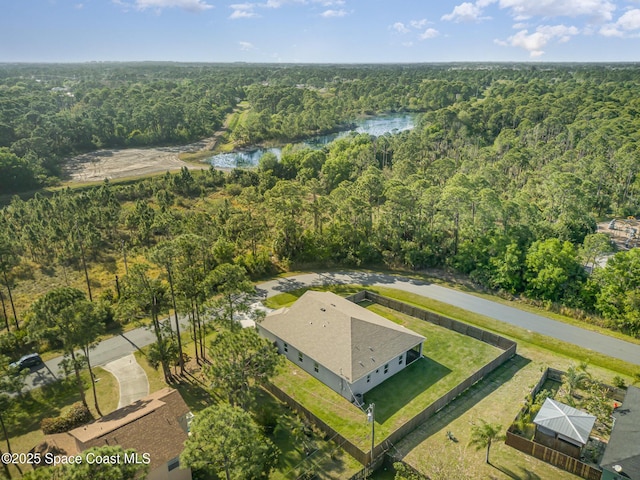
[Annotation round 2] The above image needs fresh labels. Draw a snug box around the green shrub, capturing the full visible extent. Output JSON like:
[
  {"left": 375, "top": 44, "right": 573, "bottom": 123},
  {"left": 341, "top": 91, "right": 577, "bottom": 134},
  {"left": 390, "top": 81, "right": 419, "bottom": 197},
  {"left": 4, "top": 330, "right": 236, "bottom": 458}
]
[
  {"left": 612, "top": 375, "right": 627, "bottom": 389},
  {"left": 41, "top": 402, "right": 94, "bottom": 434}
]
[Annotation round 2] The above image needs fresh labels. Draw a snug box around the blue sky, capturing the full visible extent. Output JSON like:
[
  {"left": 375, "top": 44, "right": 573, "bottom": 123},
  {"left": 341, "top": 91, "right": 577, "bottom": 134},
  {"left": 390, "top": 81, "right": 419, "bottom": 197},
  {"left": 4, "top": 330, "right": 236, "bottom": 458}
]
[{"left": 1, "top": 0, "right": 640, "bottom": 62}]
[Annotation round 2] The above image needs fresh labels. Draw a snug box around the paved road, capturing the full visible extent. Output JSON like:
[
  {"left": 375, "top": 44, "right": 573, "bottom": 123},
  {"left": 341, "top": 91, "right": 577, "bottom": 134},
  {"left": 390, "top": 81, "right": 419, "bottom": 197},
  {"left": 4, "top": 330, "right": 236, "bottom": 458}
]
[{"left": 22, "top": 270, "right": 640, "bottom": 391}]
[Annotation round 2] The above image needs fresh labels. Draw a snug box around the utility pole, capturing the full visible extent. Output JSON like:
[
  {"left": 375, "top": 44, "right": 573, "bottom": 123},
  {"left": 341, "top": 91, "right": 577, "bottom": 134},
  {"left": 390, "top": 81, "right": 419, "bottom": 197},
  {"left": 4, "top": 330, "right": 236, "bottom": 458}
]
[{"left": 367, "top": 403, "right": 375, "bottom": 476}]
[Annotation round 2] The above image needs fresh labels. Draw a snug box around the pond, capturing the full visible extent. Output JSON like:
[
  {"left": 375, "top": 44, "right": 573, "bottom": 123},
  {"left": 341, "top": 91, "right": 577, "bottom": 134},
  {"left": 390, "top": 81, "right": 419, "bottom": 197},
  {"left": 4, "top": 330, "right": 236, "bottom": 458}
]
[{"left": 207, "top": 113, "right": 416, "bottom": 168}]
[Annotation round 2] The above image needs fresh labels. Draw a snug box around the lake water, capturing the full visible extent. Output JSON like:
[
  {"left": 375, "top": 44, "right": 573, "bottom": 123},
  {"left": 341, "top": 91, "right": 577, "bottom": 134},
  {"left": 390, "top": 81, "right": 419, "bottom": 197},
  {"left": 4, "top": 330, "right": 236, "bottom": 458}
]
[{"left": 207, "top": 113, "right": 416, "bottom": 168}]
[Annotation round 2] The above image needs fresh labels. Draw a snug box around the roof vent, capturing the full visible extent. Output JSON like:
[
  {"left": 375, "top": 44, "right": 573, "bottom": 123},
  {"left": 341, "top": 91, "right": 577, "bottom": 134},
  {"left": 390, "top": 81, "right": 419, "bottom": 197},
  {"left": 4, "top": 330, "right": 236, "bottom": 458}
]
[
  {"left": 369, "top": 346, "right": 374, "bottom": 351},
  {"left": 370, "top": 357, "right": 375, "bottom": 362},
  {"left": 320, "top": 307, "right": 326, "bottom": 312},
  {"left": 613, "top": 465, "right": 623, "bottom": 473},
  {"left": 323, "top": 324, "right": 326, "bottom": 327},
  {"left": 359, "top": 361, "right": 364, "bottom": 367},
  {"left": 331, "top": 303, "right": 336, "bottom": 307}
]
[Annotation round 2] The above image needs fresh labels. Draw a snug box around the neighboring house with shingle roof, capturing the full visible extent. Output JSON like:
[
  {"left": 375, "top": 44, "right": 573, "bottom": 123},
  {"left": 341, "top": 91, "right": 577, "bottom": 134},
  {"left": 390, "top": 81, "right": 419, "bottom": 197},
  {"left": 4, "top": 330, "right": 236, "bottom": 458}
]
[
  {"left": 533, "top": 398, "right": 596, "bottom": 459},
  {"left": 600, "top": 386, "right": 640, "bottom": 480},
  {"left": 43, "top": 388, "right": 192, "bottom": 480},
  {"left": 258, "top": 291, "right": 425, "bottom": 402}
]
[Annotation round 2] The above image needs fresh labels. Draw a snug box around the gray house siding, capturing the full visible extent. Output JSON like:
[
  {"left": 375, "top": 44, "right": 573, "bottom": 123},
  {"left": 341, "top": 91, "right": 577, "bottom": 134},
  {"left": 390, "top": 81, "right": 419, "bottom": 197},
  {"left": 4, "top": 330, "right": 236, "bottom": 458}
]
[
  {"left": 258, "top": 325, "right": 350, "bottom": 399},
  {"left": 349, "top": 349, "right": 414, "bottom": 398}
]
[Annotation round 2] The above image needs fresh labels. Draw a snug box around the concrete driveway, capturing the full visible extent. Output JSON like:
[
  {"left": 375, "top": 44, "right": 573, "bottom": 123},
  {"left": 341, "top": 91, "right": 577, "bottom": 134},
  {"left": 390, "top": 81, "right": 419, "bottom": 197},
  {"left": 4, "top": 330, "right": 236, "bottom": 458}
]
[{"left": 101, "top": 354, "right": 149, "bottom": 408}]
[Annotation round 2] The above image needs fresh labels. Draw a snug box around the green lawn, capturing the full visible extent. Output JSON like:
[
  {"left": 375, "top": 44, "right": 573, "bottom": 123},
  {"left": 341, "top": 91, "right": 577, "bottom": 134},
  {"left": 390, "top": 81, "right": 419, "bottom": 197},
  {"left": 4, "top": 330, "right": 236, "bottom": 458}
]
[{"left": 271, "top": 302, "right": 503, "bottom": 451}]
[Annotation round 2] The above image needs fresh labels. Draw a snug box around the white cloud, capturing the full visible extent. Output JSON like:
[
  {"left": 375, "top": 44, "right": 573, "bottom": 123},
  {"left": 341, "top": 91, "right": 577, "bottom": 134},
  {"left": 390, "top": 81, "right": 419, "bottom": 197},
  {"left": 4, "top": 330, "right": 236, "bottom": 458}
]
[
  {"left": 497, "top": 0, "right": 616, "bottom": 23},
  {"left": 600, "top": 8, "right": 640, "bottom": 36},
  {"left": 419, "top": 28, "right": 440, "bottom": 39},
  {"left": 312, "top": 0, "right": 345, "bottom": 5},
  {"left": 409, "top": 18, "right": 428, "bottom": 29},
  {"left": 239, "top": 41, "right": 255, "bottom": 50},
  {"left": 263, "top": 0, "right": 306, "bottom": 7},
  {"left": 134, "top": 0, "right": 213, "bottom": 12},
  {"left": 442, "top": 2, "right": 487, "bottom": 22},
  {"left": 391, "top": 22, "right": 410, "bottom": 33},
  {"left": 512, "top": 22, "right": 527, "bottom": 29},
  {"left": 75, "top": 3, "right": 84, "bottom": 8},
  {"left": 496, "top": 24, "right": 579, "bottom": 56},
  {"left": 617, "top": 8, "right": 640, "bottom": 30},
  {"left": 320, "top": 8, "right": 347, "bottom": 17},
  {"left": 230, "top": 3, "right": 259, "bottom": 18},
  {"left": 402, "top": 41, "right": 414, "bottom": 47}
]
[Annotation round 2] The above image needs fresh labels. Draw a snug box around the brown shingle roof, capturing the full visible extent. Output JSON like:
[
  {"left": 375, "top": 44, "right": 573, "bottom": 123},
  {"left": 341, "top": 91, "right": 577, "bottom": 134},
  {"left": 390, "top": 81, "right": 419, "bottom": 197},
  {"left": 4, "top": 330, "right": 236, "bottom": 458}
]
[
  {"left": 261, "top": 291, "right": 424, "bottom": 382},
  {"left": 48, "top": 388, "right": 191, "bottom": 471}
]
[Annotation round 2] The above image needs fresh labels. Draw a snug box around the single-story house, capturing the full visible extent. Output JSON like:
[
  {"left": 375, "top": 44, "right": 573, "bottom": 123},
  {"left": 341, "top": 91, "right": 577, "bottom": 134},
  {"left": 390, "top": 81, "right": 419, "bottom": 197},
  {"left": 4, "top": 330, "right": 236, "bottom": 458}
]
[
  {"left": 258, "top": 291, "right": 425, "bottom": 402},
  {"left": 600, "top": 386, "right": 640, "bottom": 480},
  {"left": 41, "top": 388, "right": 192, "bottom": 480},
  {"left": 533, "top": 397, "right": 596, "bottom": 459}
]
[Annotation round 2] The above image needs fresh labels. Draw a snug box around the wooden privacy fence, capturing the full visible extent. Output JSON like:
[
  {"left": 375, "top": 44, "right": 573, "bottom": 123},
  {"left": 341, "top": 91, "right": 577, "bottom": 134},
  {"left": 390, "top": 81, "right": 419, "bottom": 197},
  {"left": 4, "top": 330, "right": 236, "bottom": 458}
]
[
  {"left": 267, "top": 291, "right": 517, "bottom": 468},
  {"left": 505, "top": 430, "right": 602, "bottom": 480}
]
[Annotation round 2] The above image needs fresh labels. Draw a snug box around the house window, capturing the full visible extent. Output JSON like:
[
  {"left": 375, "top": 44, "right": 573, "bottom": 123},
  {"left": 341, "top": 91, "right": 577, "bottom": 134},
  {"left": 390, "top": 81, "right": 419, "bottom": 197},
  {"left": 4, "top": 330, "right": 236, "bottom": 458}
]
[
  {"left": 283, "top": 343, "right": 288, "bottom": 353},
  {"left": 298, "top": 351, "right": 303, "bottom": 362},
  {"left": 384, "top": 364, "right": 389, "bottom": 374},
  {"left": 399, "top": 355, "right": 403, "bottom": 365},
  {"left": 366, "top": 374, "right": 370, "bottom": 383},
  {"left": 314, "top": 362, "right": 319, "bottom": 373},
  {"left": 168, "top": 458, "right": 180, "bottom": 471}
]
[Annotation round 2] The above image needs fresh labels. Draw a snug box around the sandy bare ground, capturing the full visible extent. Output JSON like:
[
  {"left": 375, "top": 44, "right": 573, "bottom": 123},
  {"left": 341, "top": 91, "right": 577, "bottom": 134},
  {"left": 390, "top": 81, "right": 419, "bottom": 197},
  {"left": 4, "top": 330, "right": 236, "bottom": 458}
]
[
  {"left": 62, "top": 107, "right": 245, "bottom": 183},
  {"left": 62, "top": 141, "right": 210, "bottom": 183}
]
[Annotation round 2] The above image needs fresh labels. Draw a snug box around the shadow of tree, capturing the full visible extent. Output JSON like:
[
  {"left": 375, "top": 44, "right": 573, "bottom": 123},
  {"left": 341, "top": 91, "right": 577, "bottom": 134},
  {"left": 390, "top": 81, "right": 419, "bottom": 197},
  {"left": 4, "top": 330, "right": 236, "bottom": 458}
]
[
  {"left": 492, "top": 462, "right": 541, "bottom": 480},
  {"left": 393, "top": 355, "right": 531, "bottom": 456}
]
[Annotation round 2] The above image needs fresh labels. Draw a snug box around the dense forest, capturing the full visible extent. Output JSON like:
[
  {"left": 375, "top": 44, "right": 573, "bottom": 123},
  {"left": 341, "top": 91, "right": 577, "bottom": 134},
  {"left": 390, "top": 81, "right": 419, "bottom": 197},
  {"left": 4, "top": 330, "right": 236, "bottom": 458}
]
[{"left": 1, "top": 62, "right": 640, "bottom": 366}]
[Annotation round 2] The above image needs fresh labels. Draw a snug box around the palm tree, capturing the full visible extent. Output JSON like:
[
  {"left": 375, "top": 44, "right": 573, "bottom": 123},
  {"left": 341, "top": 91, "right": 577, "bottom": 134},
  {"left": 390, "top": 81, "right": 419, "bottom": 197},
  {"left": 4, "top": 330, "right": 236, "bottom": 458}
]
[
  {"left": 469, "top": 419, "right": 503, "bottom": 465},
  {"left": 562, "top": 364, "right": 591, "bottom": 405}
]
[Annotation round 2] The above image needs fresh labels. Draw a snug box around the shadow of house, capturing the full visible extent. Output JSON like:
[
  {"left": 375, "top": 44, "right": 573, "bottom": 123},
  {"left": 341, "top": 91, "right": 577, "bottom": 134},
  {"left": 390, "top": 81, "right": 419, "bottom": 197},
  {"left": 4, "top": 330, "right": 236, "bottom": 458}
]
[
  {"left": 365, "top": 356, "right": 451, "bottom": 423},
  {"left": 600, "top": 386, "right": 640, "bottom": 480}
]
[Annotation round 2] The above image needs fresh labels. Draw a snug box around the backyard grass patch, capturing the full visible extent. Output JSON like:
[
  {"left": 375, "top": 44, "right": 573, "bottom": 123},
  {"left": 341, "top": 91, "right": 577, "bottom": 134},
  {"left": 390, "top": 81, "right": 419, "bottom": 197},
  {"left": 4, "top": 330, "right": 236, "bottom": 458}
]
[{"left": 270, "top": 302, "right": 503, "bottom": 451}]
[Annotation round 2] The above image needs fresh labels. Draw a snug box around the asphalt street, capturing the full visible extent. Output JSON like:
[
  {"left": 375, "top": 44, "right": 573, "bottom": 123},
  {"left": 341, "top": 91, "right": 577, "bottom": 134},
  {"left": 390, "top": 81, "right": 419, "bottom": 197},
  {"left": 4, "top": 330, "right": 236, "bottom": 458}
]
[{"left": 21, "top": 270, "right": 640, "bottom": 392}]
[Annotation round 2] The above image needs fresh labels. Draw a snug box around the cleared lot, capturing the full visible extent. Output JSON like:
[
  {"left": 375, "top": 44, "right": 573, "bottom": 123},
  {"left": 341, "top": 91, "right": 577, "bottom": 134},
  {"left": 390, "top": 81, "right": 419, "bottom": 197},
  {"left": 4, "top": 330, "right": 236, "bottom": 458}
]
[{"left": 62, "top": 144, "right": 209, "bottom": 182}]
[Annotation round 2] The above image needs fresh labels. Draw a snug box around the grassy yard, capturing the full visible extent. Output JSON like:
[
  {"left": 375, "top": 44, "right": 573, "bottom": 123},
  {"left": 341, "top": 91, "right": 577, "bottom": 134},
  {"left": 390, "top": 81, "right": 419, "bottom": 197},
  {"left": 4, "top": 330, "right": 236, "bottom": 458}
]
[
  {"left": 3, "top": 367, "right": 118, "bottom": 478},
  {"left": 270, "top": 302, "right": 503, "bottom": 451}
]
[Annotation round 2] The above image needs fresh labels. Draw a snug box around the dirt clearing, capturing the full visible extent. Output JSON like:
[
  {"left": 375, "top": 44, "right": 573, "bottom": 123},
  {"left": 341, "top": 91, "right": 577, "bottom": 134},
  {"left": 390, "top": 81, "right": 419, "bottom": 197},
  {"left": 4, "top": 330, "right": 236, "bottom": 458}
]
[{"left": 62, "top": 143, "right": 210, "bottom": 183}]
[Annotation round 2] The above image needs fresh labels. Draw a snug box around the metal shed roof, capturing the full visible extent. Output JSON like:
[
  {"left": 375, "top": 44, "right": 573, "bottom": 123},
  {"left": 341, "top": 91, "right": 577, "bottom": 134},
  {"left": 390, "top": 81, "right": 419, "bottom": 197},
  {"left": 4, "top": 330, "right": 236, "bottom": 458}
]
[{"left": 533, "top": 398, "right": 596, "bottom": 445}]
